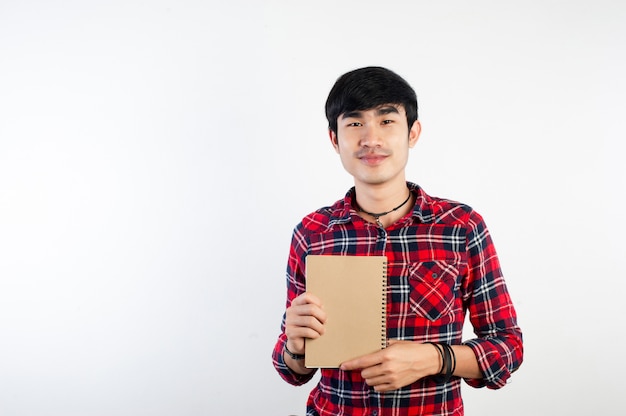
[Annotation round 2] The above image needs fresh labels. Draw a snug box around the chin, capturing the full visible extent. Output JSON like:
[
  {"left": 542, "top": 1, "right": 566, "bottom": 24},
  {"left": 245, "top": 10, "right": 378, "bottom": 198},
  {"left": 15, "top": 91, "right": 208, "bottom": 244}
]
[{"left": 357, "top": 176, "right": 393, "bottom": 186}]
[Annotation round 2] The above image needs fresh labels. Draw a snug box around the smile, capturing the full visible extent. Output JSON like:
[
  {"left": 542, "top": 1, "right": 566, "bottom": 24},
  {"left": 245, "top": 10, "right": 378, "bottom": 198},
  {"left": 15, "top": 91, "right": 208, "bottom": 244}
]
[{"left": 359, "top": 154, "right": 388, "bottom": 165}]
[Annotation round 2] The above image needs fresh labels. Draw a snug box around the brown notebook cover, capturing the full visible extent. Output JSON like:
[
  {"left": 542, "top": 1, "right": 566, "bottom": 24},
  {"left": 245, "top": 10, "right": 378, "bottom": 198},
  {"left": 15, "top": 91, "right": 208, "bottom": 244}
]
[{"left": 304, "top": 255, "right": 388, "bottom": 368}]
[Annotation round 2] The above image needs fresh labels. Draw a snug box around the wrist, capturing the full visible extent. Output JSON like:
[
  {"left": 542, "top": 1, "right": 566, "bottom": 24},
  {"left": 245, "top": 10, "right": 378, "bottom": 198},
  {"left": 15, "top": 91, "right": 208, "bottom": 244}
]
[
  {"left": 283, "top": 342, "right": 314, "bottom": 376},
  {"left": 285, "top": 339, "right": 304, "bottom": 355},
  {"left": 284, "top": 343, "right": 305, "bottom": 361},
  {"left": 426, "top": 342, "right": 444, "bottom": 376},
  {"left": 426, "top": 342, "right": 457, "bottom": 382}
]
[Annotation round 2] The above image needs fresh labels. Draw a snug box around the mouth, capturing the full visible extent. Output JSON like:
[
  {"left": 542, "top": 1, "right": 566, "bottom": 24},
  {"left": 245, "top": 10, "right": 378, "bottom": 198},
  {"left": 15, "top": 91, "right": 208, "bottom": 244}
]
[
  {"left": 360, "top": 155, "right": 387, "bottom": 165},
  {"left": 357, "top": 151, "right": 390, "bottom": 166}
]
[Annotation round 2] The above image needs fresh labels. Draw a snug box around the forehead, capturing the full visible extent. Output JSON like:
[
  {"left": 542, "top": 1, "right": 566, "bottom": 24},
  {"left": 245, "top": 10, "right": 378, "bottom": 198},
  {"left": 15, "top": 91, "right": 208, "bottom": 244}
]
[{"left": 340, "top": 104, "right": 406, "bottom": 119}]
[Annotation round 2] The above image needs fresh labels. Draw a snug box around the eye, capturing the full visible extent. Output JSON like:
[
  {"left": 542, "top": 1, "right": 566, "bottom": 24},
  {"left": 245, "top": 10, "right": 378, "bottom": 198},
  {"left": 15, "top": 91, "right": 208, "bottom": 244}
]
[
  {"left": 381, "top": 119, "right": 394, "bottom": 125},
  {"left": 347, "top": 122, "right": 362, "bottom": 127}
]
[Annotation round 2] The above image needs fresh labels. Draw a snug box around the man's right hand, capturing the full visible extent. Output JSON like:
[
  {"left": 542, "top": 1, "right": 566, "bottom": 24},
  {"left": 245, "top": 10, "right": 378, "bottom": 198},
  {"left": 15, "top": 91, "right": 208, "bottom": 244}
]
[{"left": 284, "top": 292, "right": 327, "bottom": 356}]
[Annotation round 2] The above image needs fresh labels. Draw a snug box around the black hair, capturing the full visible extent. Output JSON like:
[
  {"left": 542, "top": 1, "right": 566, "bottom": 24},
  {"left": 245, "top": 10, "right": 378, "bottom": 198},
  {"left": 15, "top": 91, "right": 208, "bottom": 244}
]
[{"left": 325, "top": 66, "right": 418, "bottom": 135}]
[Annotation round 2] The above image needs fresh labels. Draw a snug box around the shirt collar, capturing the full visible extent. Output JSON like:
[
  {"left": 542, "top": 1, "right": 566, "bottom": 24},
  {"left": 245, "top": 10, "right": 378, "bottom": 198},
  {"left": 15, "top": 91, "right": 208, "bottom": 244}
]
[{"left": 337, "top": 182, "right": 428, "bottom": 225}]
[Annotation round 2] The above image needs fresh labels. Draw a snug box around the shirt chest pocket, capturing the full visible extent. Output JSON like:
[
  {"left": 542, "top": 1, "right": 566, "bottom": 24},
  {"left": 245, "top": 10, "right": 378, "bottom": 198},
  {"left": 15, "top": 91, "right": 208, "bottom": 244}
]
[{"left": 408, "top": 260, "right": 459, "bottom": 321}]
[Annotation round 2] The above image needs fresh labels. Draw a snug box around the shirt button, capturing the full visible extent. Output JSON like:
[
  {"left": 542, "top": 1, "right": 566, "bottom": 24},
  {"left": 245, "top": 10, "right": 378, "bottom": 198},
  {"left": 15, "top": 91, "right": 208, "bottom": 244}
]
[{"left": 372, "top": 411, "right": 378, "bottom": 416}]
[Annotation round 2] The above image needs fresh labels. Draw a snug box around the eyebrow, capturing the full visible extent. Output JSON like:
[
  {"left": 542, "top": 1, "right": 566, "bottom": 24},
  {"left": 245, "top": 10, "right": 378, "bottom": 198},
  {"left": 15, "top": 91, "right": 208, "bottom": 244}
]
[
  {"left": 376, "top": 106, "right": 400, "bottom": 116},
  {"left": 340, "top": 106, "right": 400, "bottom": 119}
]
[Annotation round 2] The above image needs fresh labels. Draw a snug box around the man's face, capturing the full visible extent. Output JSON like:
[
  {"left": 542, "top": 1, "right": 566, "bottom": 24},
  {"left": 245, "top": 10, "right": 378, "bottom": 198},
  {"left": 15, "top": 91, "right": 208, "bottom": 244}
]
[{"left": 329, "top": 104, "right": 420, "bottom": 188}]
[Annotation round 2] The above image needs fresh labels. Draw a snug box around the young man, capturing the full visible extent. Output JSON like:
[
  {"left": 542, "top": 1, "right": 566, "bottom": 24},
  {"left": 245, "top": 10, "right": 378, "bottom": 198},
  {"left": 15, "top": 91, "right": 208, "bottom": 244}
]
[{"left": 272, "top": 67, "right": 523, "bottom": 415}]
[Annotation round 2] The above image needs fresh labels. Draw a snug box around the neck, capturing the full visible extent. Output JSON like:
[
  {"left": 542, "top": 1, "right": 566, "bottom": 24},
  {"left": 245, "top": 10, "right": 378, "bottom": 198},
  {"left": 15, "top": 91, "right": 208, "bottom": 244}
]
[{"left": 354, "top": 181, "right": 413, "bottom": 228}]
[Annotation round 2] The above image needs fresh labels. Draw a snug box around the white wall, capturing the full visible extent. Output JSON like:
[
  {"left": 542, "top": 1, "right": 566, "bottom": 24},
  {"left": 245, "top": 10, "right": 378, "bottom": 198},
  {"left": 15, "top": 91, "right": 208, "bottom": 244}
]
[{"left": 1, "top": 1, "right": 624, "bottom": 415}]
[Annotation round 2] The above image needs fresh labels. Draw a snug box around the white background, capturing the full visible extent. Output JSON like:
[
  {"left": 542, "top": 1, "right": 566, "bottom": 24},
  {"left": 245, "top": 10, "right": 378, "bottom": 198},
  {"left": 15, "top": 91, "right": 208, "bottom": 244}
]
[{"left": 1, "top": 1, "right": 624, "bottom": 415}]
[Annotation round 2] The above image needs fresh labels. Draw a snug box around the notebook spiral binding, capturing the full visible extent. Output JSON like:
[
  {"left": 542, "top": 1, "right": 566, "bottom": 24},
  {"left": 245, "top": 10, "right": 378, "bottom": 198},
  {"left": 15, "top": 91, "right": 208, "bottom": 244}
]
[{"left": 381, "top": 260, "right": 388, "bottom": 349}]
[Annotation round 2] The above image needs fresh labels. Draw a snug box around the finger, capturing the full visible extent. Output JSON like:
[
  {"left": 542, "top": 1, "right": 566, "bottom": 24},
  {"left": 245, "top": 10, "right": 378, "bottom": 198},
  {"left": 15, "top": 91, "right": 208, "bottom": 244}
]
[
  {"left": 373, "top": 383, "right": 395, "bottom": 393},
  {"left": 288, "top": 303, "right": 327, "bottom": 326},
  {"left": 340, "top": 350, "right": 384, "bottom": 371},
  {"left": 360, "top": 364, "right": 385, "bottom": 380},
  {"left": 360, "top": 370, "right": 399, "bottom": 392},
  {"left": 287, "top": 314, "right": 326, "bottom": 336},
  {"left": 291, "top": 292, "right": 323, "bottom": 308},
  {"left": 286, "top": 324, "right": 324, "bottom": 341},
  {"left": 363, "top": 373, "right": 388, "bottom": 388},
  {"left": 289, "top": 295, "right": 327, "bottom": 324}
]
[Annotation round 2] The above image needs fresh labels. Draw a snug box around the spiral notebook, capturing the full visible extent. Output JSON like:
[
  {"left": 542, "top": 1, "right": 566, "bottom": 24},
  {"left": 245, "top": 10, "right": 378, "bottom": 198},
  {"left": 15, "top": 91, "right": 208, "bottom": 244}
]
[{"left": 304, "top": 255, "right": 388, "bottom": 368}]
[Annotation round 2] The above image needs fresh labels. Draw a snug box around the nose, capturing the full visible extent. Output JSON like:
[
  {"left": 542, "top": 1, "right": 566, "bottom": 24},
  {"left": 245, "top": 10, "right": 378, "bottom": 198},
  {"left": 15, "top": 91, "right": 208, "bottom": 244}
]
[{"left": 360, "top": 124, "right": 383, "bottom": 148}]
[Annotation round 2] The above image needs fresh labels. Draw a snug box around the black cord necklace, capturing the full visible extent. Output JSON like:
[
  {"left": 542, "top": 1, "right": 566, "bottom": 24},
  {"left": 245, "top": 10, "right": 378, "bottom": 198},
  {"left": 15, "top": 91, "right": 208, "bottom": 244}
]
[{"left": 357, "top": 191, "right": 412, "bottom": 228}]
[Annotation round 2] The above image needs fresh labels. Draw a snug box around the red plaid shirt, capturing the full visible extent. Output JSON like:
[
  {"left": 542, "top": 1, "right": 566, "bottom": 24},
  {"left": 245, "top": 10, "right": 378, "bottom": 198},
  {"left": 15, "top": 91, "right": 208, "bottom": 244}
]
[{"left": 272, "top": 183, "right": 523, "bottom": 416}]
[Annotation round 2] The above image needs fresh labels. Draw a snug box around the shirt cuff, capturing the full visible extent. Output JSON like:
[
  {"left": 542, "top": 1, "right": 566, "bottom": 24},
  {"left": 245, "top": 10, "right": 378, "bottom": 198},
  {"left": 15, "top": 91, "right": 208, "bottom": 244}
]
[
  {"left": 272, "top": 337, "right": 317, "bottom": 386},
  {"left": 462, "top": 338, "right": 513, "bottom": 389}
]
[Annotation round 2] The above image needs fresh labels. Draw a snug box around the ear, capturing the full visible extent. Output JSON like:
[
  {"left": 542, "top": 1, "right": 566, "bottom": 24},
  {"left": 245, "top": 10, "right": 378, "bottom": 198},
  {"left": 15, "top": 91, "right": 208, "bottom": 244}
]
[
  {"left": 329, "top": 129, "right": 340, "bottom": 153},
  {"left": 408, "top": 120, "right": 421, "bottom": 148}
]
